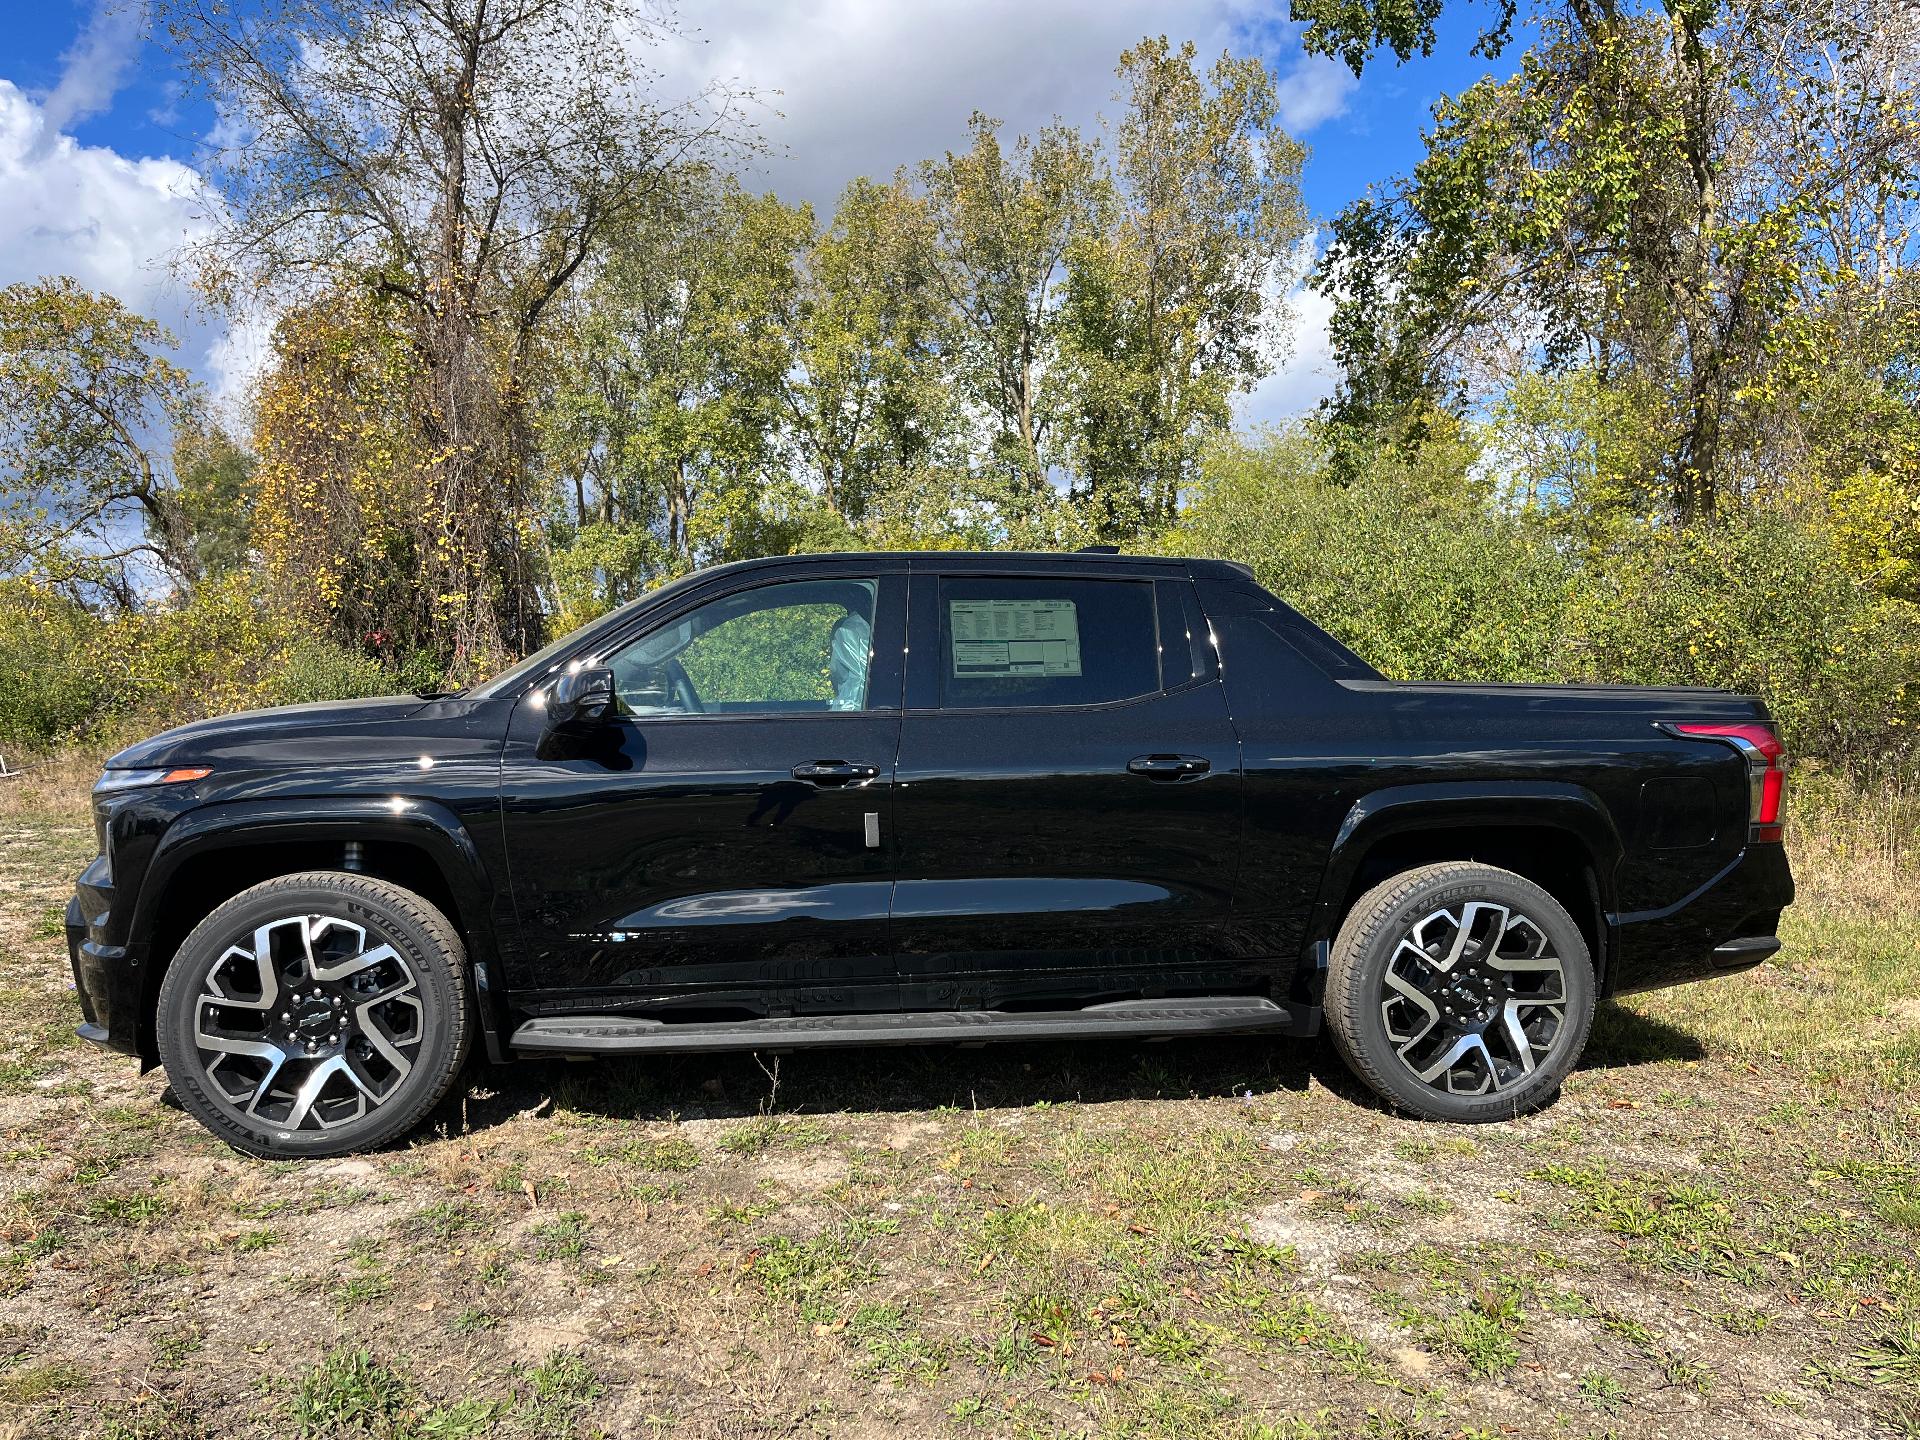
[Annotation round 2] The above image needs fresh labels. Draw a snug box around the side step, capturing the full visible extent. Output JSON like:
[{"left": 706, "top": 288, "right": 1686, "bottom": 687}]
[{"left": 509, "top": 996, "right": 1318, "bottom": 1056}]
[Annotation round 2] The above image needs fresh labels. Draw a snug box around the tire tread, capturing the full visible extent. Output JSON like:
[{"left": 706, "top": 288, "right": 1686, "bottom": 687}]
[
  {"left": 156, "top": 870, "right": 472, "bottom": 1159},
  {"left": 1324, "top": 861, "right": 1595, "bottom": 1123}
]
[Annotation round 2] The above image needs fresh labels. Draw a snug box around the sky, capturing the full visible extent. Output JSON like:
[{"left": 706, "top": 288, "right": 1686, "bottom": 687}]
[{"left": 0, "top": 0, "right": 1505, "bottom": 425}]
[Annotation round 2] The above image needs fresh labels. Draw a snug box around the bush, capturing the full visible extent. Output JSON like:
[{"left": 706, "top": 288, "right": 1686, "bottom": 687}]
[
  {"left": 0, "top": 574, "right": 433, "bottom": 751},
  {"left": 0, "top": 581, "right": 118, "bottom": 747},
  {"left": 1169, "top": 428, "right": 1920, "bottom": 777},
  {"left": 1170, "top": 428, "right": 1582, "bottom": 682},
  {"left": 1569, "top": 513, "right": 1920, "bottom": 774}
]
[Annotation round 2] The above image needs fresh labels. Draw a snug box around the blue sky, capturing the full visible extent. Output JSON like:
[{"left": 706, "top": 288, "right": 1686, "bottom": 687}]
[{"left": 0, "top": 0, "right": 1509, "bottom": 418}]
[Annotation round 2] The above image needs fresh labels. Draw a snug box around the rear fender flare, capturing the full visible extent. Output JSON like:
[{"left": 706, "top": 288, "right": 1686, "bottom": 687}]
[{"left": 1305, "top": 781, "right": 1622, "bottom": 981}]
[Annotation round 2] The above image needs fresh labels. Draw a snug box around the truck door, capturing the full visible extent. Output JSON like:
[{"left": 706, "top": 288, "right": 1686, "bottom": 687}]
[{"left": 888, "top": 564, "right": 1249, "bottom": 1010}]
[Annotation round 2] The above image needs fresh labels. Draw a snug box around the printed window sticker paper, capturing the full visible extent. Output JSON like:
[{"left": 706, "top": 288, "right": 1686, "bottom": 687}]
[{"left": 949, "top": 598, "right": 1083, "bottom": 677}]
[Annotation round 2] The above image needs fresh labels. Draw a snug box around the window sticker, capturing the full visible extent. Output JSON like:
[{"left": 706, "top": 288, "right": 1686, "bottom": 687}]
[{"left": 949, "top": 598, "right": 1082, "bottom": 677}]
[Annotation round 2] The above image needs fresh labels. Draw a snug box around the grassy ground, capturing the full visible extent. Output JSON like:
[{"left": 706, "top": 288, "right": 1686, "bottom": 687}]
[{"left": 0, "top": 758, "right": 1916, "bottom": 1439}]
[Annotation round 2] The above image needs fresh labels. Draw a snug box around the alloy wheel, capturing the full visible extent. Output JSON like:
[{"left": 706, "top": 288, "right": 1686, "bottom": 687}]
[
  {"left": 1379, "top": 901, "right": 1568, "bottom": 1096},
  {"left": 191, "top": 913, "right": 424, "bottom": 1131}
]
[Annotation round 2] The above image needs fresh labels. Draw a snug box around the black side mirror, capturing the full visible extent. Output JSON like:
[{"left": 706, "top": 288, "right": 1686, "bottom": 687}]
[{"left": 544, "top": 666, "right": 617, "bottom": 735}]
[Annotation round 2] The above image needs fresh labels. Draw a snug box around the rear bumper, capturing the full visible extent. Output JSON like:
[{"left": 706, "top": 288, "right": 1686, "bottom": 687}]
[
  {"left": 66, "top": 858, "right": 146, "bottom": 1059},
  {"left": 1607, "top": 843, "right": 1794, "bottom": 995}
]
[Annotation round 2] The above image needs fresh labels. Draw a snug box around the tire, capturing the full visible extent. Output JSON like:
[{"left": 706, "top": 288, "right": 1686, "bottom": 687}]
[
  {"left": 1325, "top": 862, "right": 1596, "bottom": 1123},
  {"left": 155, "top": 871, "right": 473, "bottom": 1159}
]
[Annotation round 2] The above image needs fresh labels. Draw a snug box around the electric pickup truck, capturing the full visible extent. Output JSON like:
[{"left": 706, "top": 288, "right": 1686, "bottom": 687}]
[{"left": 67, "top": 550, "right": 1794, "bottom": 1157}]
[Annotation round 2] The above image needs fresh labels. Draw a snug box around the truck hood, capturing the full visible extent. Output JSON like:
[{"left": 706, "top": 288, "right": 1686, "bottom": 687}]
[{"left": 105, "top": 694, "right": 505, "bottom": 771}]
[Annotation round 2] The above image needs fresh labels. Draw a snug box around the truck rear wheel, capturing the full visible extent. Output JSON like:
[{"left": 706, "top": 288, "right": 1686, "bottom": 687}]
[
  {"left": 155, "top": 871, "right": 472, "bottom": 1159},
  {"left": 1325, "top": 862, "right": 1595, "bottom": 1123}
]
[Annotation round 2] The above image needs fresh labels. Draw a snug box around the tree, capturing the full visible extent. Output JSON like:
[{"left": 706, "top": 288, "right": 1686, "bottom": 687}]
[
  {"left": 786, "top": 176, "right": 963, "bottom": 533},
  {"left": 163, "top": 0, "right": 748, "bottom": 668},
  {"left": 1304, "top": 0, "right": 1920, "bottom": 518},
  {"left": 920, "top": 115, "right": 1106, "bottom": 503},
  {"left": 538, "top": 170, "right": 809, "bottom": 622},
  {"left": 250, "top": 287, "right": 440, "bottom": 657},
  {"left": 0, "top": 277, "right": 201, "bottom": 607},
  {"left": 1059, "top": 38, "right": 1309, "bottom": 535},
  {"left": 173, "top": 421, "right": 256, "bottom": 578}
]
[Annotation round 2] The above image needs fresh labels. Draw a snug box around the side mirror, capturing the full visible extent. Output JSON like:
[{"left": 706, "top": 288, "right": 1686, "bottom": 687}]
[{"left": 544, "top": 666, "right": 617, "bottom": 734}]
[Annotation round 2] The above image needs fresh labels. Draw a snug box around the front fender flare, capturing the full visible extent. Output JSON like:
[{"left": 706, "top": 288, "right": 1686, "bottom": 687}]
[{"left": 132, "top": 795, "right": 509, "bottom": 1058}]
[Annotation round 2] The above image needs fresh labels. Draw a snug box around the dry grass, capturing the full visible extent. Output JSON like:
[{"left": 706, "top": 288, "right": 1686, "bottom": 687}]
[{"left": 0, "top": 759, "right": 1915, "bottom": 1439}]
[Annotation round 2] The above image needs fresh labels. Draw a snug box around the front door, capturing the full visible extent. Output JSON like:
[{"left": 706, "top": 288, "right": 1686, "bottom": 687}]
[
  {"left": 498, "top": 567, "right": 906, "bottom": 1017},
  {"left": 890, "top": 566, "right": 1247, "bottom": 1010}
]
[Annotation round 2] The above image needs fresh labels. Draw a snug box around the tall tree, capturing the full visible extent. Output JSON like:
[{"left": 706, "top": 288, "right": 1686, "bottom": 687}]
[
  {"left": 0, "top": 278, "right": 201, "bottom": 607},
  {"left": 1060, "top": 38, "right": 1309, "bottom": 534},
  {"left": 172, "top": 421, "right": 256, "bottom": 579},
  {"left": 786, "top": 176, "right": 961, "bottom": 531},
  {"left": 920, "top": 115, "right": 1106, "bottom": 503},
  {"left": 1304, "top": 0, "right": 1920, "bottom": 517},
  {"left": 538, "top": 170, "right": 809, "bottom": 621},
  {"left": 164, "top": 0, "right": 746, "bottom": 667}
]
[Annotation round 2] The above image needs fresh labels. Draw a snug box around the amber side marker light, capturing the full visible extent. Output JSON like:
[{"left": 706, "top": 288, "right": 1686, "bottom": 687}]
[
  {"left": 159, "top": 767, "right": 213, "bottom": 783},
  {"left": 1668, "top": 722, "right": 1785, "bottom": 842}
]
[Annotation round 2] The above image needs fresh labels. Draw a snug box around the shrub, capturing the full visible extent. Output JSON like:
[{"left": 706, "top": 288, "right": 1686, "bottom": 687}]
[
  {"left": 1170, "top": 427, "right": 1920, "bottom": 777},
  {"left": 1170, "top": 428, "right": 1582, "bottom": 683},
  {"left": 0, "top": 581, "right": 118, "bottom": 746}
]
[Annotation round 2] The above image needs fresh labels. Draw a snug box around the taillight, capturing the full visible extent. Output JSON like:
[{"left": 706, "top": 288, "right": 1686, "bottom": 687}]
[{"left": 1670, "top": 722, "right": 1785, "bottom": 841}]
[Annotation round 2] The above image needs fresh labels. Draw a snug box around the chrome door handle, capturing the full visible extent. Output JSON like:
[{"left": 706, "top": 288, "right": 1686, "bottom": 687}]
[
  {"left": 791, "top": 760, "right": 879, "bottom": 786},
  {"left": 1127, "top": 754, "right": 1210, "bottom": 780}
]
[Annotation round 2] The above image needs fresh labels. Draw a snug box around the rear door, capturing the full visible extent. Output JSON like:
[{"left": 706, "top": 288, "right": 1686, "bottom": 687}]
[{"left": 890, "top": 561, "right": 1248, "bottom": 1010}]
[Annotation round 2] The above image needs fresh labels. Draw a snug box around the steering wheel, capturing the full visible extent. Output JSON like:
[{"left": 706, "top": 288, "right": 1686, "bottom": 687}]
[{"left": 664, "top": 659, "right": 704, "bottom": 714}]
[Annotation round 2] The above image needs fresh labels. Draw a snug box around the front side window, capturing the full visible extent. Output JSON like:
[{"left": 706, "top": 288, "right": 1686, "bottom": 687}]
[
  {"left": 937, "top": 577, "right": 1158, "bottom": 709},
  {"left": 609, "top": 578, "right": 878, "bottom": 716}
]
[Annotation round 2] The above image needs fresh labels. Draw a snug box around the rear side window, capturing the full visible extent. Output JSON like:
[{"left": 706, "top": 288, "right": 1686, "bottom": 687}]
[{"left": 937, "top": 577, "right": 1159, "bottom": 709}]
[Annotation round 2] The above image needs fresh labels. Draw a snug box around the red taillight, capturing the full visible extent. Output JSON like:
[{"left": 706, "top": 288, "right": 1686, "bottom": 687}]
[{"left": 1671, "top": 722, "right": 1785, "bottom": 840}]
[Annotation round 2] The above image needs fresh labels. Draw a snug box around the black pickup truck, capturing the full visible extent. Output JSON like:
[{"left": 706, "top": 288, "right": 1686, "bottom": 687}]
[{"left": 67, "top": 550, "right": 1793, "bottom": 1157}]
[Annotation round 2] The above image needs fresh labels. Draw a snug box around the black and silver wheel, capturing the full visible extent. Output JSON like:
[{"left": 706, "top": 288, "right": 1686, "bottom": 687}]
[
  {"left": 1325, "top": 862, "right": 1596, "bottom": 1122},
  {"left": 156, "top": 872, "right": 472, "bottom": 1158}
]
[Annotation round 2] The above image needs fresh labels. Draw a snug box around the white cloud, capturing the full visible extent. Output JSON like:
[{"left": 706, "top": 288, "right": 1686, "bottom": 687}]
[
  {"left": 37, "top": 0, "right": 149, "bottom": 143},
  {"left": 653, "top": 0, "right": 1350, "bottom": 212},
  {"left": 0, "top": 79, "right": 228, "bottom": 389},
  {"left": 1274, "top": 55, "right": 1359, "bottom": 134},
  {"left": 1239, "top": 254, "right": 1339, "bottom": 426}
]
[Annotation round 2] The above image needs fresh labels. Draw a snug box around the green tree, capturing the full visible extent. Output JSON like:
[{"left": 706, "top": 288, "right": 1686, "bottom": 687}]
[
  {"left": 539, "top": 171, "right": 810, "bottom": 623},
  {"left": 1305, "top": 0, "right": 1920, "bottom": 517},
  {"left": 0, "top": 277, "right": 201, "bottom": 607},
  {"left": 786, "top": 176, "right": 963, "bottom": 533},
  {"left": 172, "top": 421, "right": 256, "bottom": 578},
  {"left": 164, "top": 0, "right": 750, "bottom": 667},
  {"left": 1060, "top": 38, "right": 1309, "bottom": 535},
  {"left": 920, "top": 114, "right": 1106, "bottom": 508}
]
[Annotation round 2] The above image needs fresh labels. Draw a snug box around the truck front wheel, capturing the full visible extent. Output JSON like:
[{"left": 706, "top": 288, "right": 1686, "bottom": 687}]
[
  {"left": 155, "top": 871, "right": 473, "bottom": 1159},
  {"left": 1325, "top": 862, "right": 1596, "bottom": 1123}
]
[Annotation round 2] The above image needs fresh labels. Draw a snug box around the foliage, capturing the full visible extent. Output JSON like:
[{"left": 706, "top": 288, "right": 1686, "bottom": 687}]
[
  {"left": 538, "top": 169, "right": 815, "bottom": 621},
  {"left": 0, "top": 277, "right": 202, "bottom": 605},
  {"left": 171, "top": 421, "right": 256, "bottom": 580},
  {"left": 1172, "top": 427, "right": 1580, "bottom": 683},
  {"left": 1169, "top": 427, "right": 1920, "bottom": 773},
  {"left": 1059, "top": 37, "right": 1309, "bottom": 535},
  {"left": 1308, "top": 0, "right": 1920, "bottom": 519},
  {"left": 164, "top": 0, "right": 749, "bottom": 664},
  {"left": 0, "top": 580, "right": 118, "bottom": 746}
]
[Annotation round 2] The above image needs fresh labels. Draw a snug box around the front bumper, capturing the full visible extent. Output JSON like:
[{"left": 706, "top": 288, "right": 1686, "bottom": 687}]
[{"left": 66, "top": 857, "right": 146, "bottom": 1058}]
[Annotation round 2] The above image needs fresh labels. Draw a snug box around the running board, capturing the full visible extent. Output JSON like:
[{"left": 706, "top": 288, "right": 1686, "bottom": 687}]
[{"left": 509, "top": 996, "right": 1318, "bottom": 1056}]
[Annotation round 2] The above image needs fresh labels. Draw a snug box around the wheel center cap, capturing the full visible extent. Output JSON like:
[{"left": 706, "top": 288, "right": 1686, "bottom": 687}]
[{"left": 294, "top": 999, "right": 334, "bottom": 1036}]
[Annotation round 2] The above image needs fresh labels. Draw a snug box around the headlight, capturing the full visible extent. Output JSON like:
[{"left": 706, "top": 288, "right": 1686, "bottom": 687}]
[{"left": 92, "top": 767, "right": 212, "bottom": 796}]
